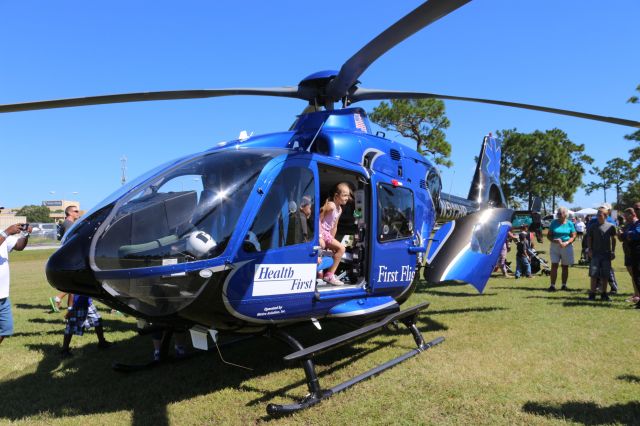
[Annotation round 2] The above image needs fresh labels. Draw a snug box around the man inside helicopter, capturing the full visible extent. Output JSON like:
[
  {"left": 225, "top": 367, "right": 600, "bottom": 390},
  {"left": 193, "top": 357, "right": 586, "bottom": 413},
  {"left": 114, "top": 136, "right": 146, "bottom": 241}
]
[{"left": 287, "top": 195, "right": 314, "bottom": 245}]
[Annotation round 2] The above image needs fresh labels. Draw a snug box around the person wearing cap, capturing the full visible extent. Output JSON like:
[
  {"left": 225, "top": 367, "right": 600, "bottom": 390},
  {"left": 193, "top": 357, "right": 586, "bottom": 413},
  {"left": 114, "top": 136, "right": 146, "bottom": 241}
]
[
  {"left": 547, "top": 207, "right": 576, "bottom": 291},
  {"left": 0, "top": 223, "right": 33, "bottom": 345},
  {"left": 586, "top": 203, "right": 619, "bottom": 294}
]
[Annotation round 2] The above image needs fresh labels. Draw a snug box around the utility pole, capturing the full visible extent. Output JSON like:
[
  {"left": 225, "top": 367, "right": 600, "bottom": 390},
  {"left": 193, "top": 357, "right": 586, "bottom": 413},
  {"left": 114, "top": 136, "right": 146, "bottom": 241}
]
[{"left": 121, "top": 156, "right": 127, "bottom": 186}]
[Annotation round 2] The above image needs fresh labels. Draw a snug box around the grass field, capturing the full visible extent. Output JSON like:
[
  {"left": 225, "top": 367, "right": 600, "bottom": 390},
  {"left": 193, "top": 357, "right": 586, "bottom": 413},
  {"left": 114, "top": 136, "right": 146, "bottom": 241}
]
[{"left": 1, "top": 247, "right": 639, "bottom": 425}]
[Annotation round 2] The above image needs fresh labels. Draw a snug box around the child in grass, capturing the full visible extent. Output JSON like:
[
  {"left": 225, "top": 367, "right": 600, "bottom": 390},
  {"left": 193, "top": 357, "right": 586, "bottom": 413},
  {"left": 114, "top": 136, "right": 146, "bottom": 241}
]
[
  {"left": 60, "top": 294, "right": 111, "bottom": 357},
  {"left": 515, "top": 232, "right": 532, "bottom": 279}
]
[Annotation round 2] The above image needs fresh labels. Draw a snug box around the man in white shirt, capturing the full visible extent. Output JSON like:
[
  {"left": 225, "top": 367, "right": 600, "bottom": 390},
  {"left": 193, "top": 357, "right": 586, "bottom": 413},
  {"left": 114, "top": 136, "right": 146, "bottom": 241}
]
[{"left": 0, "top": 223, "right": 32, "bottom": 344}]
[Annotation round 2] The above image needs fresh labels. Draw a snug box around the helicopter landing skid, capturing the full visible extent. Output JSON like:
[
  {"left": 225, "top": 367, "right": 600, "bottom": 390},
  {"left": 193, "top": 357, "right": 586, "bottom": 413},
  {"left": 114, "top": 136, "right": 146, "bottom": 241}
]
[{"left": 266, "top": 302, "right": 443, "bottom": 416}]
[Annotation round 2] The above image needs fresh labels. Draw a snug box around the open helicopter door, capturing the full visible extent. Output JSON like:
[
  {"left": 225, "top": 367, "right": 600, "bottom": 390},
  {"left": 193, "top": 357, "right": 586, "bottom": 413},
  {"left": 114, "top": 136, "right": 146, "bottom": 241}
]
[
  {"left": 369, "top": 178, "right": 418, "bottom": 294},
  {"left": 227, "top": 159, "right": 320, "bottom": 321},
  {"left": 424, "top": 208, "right": 512, "bottom": 293}
]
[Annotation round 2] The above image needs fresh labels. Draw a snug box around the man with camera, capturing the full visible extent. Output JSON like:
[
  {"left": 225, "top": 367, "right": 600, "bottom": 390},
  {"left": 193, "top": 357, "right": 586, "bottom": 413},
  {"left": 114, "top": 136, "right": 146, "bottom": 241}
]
[{"left": 0, "top": 223, "right": 32, "bottom": 344}]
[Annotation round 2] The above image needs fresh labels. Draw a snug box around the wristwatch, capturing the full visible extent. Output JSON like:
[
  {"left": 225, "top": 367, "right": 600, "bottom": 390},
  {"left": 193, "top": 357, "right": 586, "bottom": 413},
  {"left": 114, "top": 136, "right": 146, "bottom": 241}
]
[{"left": 0, "top": 231, "right": 7, "bottom": 238}]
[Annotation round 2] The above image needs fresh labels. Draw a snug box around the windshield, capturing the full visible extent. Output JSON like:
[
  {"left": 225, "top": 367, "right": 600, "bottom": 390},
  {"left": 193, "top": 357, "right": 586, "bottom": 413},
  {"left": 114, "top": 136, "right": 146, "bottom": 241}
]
[
  {"left": 62, "top": 155, "right": 192, "bottom": 243},
  {"left": 91, "top": 149, "right": 283, "bottom": 271}
]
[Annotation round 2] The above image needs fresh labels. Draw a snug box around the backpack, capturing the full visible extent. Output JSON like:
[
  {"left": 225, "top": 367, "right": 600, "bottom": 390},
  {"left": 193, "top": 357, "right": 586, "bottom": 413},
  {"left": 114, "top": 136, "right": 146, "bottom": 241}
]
[{"left": 56, "top": 222, "right": 64, "bottom": 241}]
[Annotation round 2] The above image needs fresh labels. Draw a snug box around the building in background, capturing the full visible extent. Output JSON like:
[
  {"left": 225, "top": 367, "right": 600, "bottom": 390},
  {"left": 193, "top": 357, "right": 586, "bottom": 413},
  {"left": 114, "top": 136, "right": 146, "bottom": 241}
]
[
  {"left": 0, "top": 207, "right": 26, "bottom": 228},
  {"left": 42, "top": 200, "right": 82, "bottom": 222}
]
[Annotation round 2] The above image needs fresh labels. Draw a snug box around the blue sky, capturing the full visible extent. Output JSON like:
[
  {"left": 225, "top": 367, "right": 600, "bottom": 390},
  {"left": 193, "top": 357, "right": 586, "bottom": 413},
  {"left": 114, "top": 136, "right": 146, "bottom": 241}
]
[{"left": 1, "top": 0, "right": 638, "bottom": 212}]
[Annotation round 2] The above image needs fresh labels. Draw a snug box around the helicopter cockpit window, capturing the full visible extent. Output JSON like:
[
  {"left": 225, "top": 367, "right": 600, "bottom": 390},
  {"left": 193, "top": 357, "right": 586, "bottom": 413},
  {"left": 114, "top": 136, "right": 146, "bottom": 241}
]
[
  {"left": 245, "top": 167, "right": 315, "bottom": 252},
  {"left": 425, "top": 169, "right": 442, "bottom": 207},
  {"left": 377, "top": 183, "right": 414, "bottom": 242},
  {"left": 93, "top": 150, "right": 279, "bottom": 270}
]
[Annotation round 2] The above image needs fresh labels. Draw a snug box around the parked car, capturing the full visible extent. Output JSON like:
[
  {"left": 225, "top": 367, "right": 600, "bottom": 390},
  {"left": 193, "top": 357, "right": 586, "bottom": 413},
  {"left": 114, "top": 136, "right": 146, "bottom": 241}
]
[
  {"left": 541, "top": 215, "right": 554, "bottom": 229},
  {"left": 30, "top": 222, "right": 58, "bottom": 239},
  {"left": 511, "top": 211, "right": 533, "bottom": 229}
]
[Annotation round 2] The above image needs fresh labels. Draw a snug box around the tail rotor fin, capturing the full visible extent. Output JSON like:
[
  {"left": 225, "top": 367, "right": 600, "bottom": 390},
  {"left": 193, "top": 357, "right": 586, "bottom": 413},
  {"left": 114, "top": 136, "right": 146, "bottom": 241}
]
[{"left": 467, "top": 135, "right": 506, "bottom": 207}]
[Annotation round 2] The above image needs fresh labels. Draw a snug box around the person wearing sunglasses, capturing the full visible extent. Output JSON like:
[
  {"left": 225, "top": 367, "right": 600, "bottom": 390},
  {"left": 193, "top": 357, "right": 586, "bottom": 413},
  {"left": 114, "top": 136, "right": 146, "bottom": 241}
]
[{"left": 48, "top": 205, "right": 81, "bottom": 313}]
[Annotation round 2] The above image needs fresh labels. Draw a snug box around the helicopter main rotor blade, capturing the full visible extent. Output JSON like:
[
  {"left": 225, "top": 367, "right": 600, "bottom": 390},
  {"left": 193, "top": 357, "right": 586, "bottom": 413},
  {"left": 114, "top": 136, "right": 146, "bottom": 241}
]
[
  {"left": 325, "top": 0, "right": 471, "bottom": 102},
  {"left": 350, "top": 88, "right": 640, "bottom": 128},
  {"left": 0, "top": 87, "right": 307, "bottom": 113}
]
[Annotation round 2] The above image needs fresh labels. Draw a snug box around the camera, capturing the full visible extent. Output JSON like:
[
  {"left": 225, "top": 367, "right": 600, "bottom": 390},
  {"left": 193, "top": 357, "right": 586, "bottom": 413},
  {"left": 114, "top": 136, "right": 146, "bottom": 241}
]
[{"left": 19, "top": 223, "right": 30, "bottom": 231}]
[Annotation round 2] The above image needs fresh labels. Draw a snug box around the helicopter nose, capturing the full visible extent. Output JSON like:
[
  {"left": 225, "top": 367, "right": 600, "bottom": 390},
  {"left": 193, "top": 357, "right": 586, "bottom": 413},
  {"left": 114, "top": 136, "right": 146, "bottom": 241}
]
[{"left": 46, "top": 230, "right": 103, "bottom": 297}]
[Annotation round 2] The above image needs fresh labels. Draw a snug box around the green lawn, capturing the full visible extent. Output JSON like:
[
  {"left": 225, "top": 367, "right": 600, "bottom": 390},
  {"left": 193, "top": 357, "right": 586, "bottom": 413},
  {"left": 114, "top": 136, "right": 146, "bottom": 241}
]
[{"left": 0, "top": 247, "right": 639, "bottom": 425}]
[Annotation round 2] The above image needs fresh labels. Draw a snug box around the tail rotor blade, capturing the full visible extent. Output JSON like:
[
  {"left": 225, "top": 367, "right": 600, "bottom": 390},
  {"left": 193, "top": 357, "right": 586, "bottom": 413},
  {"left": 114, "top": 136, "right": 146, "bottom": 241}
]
[{"left": 350, "top": 88, "right": 640, "bottom": 128}]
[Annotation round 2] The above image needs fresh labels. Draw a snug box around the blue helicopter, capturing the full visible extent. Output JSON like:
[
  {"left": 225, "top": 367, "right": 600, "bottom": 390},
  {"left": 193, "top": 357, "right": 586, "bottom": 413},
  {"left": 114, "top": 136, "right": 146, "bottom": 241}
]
[{"left": 2, "top": 0, "right": 639, "bottom": 415}]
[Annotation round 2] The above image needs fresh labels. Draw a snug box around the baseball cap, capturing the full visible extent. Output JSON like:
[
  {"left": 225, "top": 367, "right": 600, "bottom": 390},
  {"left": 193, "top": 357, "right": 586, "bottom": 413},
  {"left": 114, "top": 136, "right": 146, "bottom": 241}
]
[{"left": 598, "top": 202, "right": 612, "bottom": 211}]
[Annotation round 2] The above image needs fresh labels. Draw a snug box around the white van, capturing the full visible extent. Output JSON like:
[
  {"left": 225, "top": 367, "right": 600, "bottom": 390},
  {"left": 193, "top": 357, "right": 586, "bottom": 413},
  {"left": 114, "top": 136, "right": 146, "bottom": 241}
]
[{"left": 31, "top": 222, "right": 58, "bottom": 239}]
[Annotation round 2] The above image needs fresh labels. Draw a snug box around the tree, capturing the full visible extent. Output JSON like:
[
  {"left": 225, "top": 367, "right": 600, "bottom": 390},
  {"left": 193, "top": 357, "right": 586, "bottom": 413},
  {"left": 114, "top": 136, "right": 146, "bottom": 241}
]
[
  {"left": 584, "top": 158, "right": 635, "bottom": 207},
  {"left": 619, "top": 84, "right": 640, "bottom": 206},
  {"left": 15, "top": 205, "right": 53, "bottom": 223},
  {"left": 626, "top": 84, "right": 640, "bottom": 162},
  {"left": 497, "top": 128, "right": 593, "bottom": 211},
  {"left": 619, "top": 181, "right": 640, "bottom": 208},
  {"left": 369, "top": 98, "right": 452, "bottom": 167},
  {"left": 583, "top": 167, "right": 609, "bottom": 203}
]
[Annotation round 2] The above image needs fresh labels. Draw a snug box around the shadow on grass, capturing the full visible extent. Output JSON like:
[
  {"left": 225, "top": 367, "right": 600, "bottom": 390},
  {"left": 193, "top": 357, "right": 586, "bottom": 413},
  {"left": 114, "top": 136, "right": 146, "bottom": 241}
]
[
  {"left": 241, "top": 339, "right": 397, "bottom": 408},
  {"left": 520, "top": 294, "right": 631, "bottom": 309},
  {"left": 522, "top": 400, "right": 640, "bottom": 425},
  {"left": 27, "top": 316, "right": 134, "bottom": 332},
  {"left": 12, "top": 329, "right": 65, "bottom": 338},
  {"left": 0, "top": 318, "right": 443, "bottom": 424},
  {"left": 562, "top": 301, "right": 626, "bottom": 309},
  {"left": 28, "top": 317, "right": 70, "bottom": 325},
  {"left": 428, "top": 307, "right": 506, "bottom": 316},
  {"left": 493, "top": 286, "right": 583, "bottom": 293},
  {"left": 419, "top": 289, "right": 497, "bottom": 298},
  {"left": 492, "top": 286, "right": 546, "bottom": 292},
  {"left": 15, "top": 303, "right": 51, "bottom": 311},
  {"left": 618, "top": 374, "right": 640, "bottom": 383}
]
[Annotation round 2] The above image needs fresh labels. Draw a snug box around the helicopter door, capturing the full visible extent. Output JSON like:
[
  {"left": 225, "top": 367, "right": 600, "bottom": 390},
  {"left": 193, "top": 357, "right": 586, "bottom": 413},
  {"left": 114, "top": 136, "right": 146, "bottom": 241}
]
[
  {"left": 230, "top": 161, "right": 319, "bottom": 320},
  {"left": 370, "top": 180, "right": 417, "bottom": 293}
]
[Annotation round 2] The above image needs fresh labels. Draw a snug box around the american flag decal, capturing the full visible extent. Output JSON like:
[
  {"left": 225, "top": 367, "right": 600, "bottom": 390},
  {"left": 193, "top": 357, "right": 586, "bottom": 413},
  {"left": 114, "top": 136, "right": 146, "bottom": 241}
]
[{"left": 354, "top": 113, "right": 368, "bottom": 132}]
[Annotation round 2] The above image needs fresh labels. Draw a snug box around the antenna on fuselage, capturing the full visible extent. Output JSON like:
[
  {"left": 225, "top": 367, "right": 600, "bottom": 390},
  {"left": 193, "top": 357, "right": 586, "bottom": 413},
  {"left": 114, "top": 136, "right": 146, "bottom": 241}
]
[
  {"left": 120, "top": 155, "right": 127, "bottom": 186},
  {"left": 306, "top": 118, "right": 327, "bottom": 153}
]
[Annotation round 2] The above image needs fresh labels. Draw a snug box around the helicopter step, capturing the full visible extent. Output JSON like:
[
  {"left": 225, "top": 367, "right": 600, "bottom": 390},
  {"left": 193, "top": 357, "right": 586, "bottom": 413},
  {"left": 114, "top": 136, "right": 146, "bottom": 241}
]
[{"left": 266, "top": 302, "right": 443, "bottom": 416}]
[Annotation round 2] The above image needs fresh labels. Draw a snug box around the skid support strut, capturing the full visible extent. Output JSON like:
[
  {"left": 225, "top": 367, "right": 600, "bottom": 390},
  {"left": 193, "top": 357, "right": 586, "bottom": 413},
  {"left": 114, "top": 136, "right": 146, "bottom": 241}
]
[{"left": 266, "top": 302, "right": 444, "bottom": 416}]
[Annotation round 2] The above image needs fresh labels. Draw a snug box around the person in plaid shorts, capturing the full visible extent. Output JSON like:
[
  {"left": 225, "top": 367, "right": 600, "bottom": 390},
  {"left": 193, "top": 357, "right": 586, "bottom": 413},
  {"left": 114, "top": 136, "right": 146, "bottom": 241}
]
[{"left": 60, "top": 294, "right": 111, "bottom": 357}]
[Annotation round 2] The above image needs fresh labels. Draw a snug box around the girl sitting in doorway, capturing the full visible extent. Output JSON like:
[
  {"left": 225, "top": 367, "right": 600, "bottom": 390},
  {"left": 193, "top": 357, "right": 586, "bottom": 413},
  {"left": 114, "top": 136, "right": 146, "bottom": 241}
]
[{"left": 319, "top": 182, "right": 351, "bottom": 286}]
